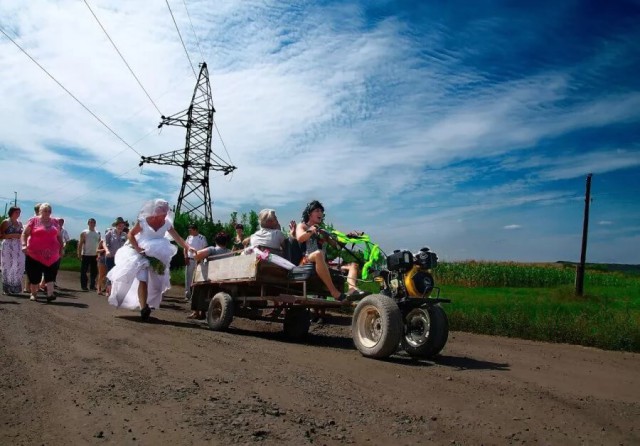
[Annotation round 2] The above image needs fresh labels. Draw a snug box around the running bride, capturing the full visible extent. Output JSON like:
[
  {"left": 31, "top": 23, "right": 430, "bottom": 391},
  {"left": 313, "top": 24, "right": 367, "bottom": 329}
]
[{"left": 107, "top": 199, "right": 194, "bottom": 320}]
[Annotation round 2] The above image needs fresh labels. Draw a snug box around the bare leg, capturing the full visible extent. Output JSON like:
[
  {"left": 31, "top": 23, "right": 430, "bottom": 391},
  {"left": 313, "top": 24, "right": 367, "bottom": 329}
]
[
  {"left": 138, "top": 280, "right": 148, "bottom": 309},
  {"left": 344, "top": 263, "right": 359, "bottom": 292},
  {"left": 308, "top": 251, "right": 341, "bottom": 299},
  {"left": 46, "top": 282, "right": 54, "bottom": 297},
  {"left": 29, "top": 283, "right": 38, "bottom": 300}
]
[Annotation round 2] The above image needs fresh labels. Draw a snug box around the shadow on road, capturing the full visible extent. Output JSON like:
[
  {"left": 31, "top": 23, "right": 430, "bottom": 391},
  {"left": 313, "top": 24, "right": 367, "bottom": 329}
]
[
  {"left": 380, "top": 353, "right": 509, "bottom": 370},
  {"left": 116, "top": 314, "right": 209, "bottom": 329},
  {"left": 159, "top": 302, "right": 187, "bottom": 311},
  {"left": 0, "top": 299, "right": 21, "bottom": 305},
  {"left": 434, "top": 354, "right": 509, "bottom": 371},
  {"left": 42, "top": 301, "right": 89, "bottom": 309},
  {"left": 224, "top": 326, "right": 357, "bottom": 351}
]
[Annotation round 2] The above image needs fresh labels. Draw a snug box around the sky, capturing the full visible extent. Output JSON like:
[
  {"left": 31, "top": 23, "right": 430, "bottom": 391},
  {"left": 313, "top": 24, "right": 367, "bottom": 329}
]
[{"left": 1, "top": 0, "right": 639, "bottom": 264}]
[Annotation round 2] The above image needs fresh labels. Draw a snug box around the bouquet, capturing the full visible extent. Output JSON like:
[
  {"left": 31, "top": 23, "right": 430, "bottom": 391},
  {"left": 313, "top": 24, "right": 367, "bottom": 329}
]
[{"left": 146, "top": 255, "right": 166, "bottom": 275}]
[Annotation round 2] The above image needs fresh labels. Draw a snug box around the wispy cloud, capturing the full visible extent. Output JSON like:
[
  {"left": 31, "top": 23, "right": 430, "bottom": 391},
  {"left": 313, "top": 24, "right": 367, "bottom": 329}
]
[{"left": 1, "top": 0, "right": 639, "bottom": 262}]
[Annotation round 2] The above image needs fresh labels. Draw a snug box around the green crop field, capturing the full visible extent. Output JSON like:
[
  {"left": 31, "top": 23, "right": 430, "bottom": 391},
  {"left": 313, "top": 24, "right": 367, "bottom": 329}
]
[{"left": 432, "top": 262, "right": 640, "bottom": 352}]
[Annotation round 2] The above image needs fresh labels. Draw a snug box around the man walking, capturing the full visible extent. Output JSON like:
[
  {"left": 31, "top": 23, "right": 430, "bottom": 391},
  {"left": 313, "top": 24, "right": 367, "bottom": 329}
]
[
  {"left": 77, "top": 218, "right": 100, "bottom": 291},
  {"left": 184, "top": 224, "right": 208, "bottom": 300}
]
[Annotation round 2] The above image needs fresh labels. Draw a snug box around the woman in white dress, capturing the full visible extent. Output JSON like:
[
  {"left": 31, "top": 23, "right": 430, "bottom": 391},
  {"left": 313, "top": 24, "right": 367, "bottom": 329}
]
[{"left": 107, "top": 199, "right": 194, "bottom": 320}]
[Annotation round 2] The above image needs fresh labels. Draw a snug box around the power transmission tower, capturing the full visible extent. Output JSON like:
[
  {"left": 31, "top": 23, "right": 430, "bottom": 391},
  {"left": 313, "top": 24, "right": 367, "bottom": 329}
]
[{"left": 139, "top": 62, "right": 236, "bottom": 221}]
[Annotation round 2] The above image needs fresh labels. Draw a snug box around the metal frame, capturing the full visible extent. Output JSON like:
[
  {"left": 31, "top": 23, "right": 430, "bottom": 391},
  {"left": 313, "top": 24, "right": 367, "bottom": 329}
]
[{"left": 139, "top": 62, "right": 236, "bottom": 221}]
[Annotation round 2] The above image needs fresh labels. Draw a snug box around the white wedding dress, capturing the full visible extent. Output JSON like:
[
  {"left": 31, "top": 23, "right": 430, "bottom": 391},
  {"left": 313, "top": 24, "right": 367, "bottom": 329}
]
[{"left": 107, "top": 217, "right": 177, "bottom": 310}]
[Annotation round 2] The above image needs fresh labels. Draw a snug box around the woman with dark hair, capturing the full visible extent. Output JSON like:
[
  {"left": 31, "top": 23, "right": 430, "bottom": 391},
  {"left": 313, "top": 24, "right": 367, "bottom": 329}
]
[
  {"left": 232, "top": 223, "right": 246, "bottom": 251},
  {"left": 0, "top": 206, "right": 25, "bottom": 295},
  {"left": 20, "top": 203, "right": 63, "bottom": 302},
  {"left": 194, "top": 231, "right": 231, "bottom": 261},
  {"left": 295, "top": 200, "right": 347, "bottom": 302}
]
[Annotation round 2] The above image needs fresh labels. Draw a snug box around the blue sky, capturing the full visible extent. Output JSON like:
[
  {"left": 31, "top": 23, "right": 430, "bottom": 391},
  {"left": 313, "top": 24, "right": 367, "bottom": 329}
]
[{"left": 1, "top": 0, "right": 639, "bottom": 263}]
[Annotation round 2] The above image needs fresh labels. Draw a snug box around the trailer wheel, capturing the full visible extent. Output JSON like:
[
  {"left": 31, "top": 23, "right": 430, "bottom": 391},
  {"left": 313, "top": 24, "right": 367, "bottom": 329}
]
[
  {"left": 283, "top": 307, "right": 310, "bottom": 341},
  {"left": 401, "top": 305, "right": 449, "bottom": 359},
  {"left": 207, "top": 292, "right": 234, "bottom": 331},
  {"left": 352, "top": 294, "right": 402, "bottom": 359}
]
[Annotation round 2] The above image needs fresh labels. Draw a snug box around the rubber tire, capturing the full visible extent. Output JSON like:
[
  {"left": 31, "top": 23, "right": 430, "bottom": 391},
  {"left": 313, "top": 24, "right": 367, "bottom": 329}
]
[
  {"left": 283, "top": 307, "right": 310, "bottom": 341},
  {"left": 401, "top": 305, "right": 449, "bottom": 359},
  {"left": 207, "top": 292, "right": 234, "bottom": 331},
  {"left": 351, "top": 294, "right": 403, "bottom": 359}
]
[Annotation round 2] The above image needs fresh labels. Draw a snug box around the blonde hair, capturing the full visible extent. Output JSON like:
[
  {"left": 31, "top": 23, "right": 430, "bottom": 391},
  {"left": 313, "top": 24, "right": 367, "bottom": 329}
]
[
  {"left": 39, "top": 203, "right": 52, "bottom": 214},
  {"left": 258, "top": 209, "right": 278, "bottom": 229}
]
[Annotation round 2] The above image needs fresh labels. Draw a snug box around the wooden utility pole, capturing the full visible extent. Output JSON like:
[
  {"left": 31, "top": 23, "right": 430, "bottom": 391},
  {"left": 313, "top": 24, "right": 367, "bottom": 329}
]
[{"left": 575, "top": 173, "right": 593, "bottom": 296}]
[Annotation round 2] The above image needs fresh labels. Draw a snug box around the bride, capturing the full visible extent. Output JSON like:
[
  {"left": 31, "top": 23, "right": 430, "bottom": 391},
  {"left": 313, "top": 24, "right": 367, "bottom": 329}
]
[{"left": 107, "top": 199, "right": 194, "bottom": 320}]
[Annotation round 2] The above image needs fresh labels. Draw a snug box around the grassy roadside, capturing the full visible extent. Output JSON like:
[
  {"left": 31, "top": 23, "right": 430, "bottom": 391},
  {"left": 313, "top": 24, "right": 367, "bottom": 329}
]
[{"left": 442, "top": 285, "right": 639, "bottom": 351}]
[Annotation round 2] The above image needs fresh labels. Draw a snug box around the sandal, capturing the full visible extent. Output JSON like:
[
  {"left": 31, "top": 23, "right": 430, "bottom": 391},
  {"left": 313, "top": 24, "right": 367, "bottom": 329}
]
[{"left": 186, "top": 311, "right": 199, "bottom": 319}]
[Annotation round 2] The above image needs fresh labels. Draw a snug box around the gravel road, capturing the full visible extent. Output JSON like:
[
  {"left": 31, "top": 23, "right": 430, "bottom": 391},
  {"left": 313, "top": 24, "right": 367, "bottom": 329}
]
[{"left": 1, "top": 271, "right": 638, "bottom": 445}]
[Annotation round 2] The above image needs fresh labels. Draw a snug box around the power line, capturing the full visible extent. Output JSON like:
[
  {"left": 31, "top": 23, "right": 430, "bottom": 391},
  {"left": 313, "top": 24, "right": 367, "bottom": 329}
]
[
  {"left": 42, "top": 127, "right": 158, "bottom": 201},
  {"left": 0, "top": 26, "right": 142, "bottom": 157},
  {"left": 181, "top": 0, "right": 205, "bottom": 62},
  {"left": 82, "top": 0, "right": 163, "bottom": 116},
  {"left": 213, "top": 118, "right": 234, "bottom": 165},
  {"left": 165, "top": 0, "right": 197, "bottom": 79}
]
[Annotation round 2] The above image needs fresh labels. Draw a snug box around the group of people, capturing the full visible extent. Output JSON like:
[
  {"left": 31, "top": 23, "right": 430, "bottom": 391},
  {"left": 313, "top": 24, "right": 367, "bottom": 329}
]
[
  {"left": 0, "top": 203, "right": 66, "bottom": 301},
  {"left": 0, "top": 202, "right": 128, "bottom": 302},
  {"left": 76, "top": 216, "right": 128, "bottom": 295},
  {"left": 1, "top": 198, "right": 364, "bottom": 323}
]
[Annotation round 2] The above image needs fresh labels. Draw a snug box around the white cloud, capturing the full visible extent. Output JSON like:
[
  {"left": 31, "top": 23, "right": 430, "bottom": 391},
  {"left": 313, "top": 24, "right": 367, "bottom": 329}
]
[
  {"left": 503, "top": 224, "right": 522, "bottom": 230},
  {"left": 1, "top": 1, "right": 639, "bottom": 262}
]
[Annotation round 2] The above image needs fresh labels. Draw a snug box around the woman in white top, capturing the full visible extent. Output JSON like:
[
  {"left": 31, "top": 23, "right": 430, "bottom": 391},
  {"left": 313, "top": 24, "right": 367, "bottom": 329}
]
[{"left": 248, "top": 209, "right": 286, "bottom": 256}]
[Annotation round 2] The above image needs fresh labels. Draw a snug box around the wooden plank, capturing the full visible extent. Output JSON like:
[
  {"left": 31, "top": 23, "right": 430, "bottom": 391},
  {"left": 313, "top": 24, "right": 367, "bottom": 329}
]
[{"left": 194, "top": 255, "right": 259, "bottom": 283}]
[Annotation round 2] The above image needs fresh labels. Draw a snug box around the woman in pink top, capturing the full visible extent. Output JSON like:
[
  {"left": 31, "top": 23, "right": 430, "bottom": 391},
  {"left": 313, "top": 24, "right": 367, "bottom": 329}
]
[{"left": 20, "top": 203, "right": 64, "bottom": 302}]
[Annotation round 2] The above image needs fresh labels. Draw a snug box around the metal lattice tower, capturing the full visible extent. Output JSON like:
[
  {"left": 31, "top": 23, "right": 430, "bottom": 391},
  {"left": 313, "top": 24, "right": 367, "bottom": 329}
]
[{"left": 139, "top": 62, "right": 236, "bottom": 221}]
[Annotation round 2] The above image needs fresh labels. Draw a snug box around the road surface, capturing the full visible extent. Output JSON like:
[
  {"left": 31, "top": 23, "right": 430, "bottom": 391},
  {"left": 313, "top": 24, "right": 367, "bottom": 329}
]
[{"left": 1, "top": 271, "right": 638, "bottom": 445}]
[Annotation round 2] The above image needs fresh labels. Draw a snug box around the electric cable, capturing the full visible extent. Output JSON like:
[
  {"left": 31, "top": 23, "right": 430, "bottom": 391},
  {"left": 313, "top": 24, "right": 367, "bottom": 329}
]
[
  {"left": 213, "top": 118, "right": 234, "bottom": 165},
  {"left": 181, "top": 0, "right": 205, "bottom": 62},
  {"left": 165, "top": 0, "right": 197, "bottom": 79},
  {"left": 82, "top": 0, "right": 163, "bottom": 116},
  {"left": 0, "top": 26, "right": 142, "bottom": 157}
]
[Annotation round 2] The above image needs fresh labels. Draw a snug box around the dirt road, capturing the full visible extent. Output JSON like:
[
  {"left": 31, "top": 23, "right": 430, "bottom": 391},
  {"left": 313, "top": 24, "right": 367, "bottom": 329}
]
[{"left": 1, "top": 271, "right": 638, "bottom": 445}]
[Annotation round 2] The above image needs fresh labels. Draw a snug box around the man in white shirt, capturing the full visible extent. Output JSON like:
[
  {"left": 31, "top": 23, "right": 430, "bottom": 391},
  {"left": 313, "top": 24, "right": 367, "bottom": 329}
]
[
  {"left": 184, "top": 224, "right": 208, "bottom": 300},
  {"left": 57, "top": 218, "right": 70, "bottom": 249},
  {"left": 77, "top": 218, "right": 101, "bottom": 291}
]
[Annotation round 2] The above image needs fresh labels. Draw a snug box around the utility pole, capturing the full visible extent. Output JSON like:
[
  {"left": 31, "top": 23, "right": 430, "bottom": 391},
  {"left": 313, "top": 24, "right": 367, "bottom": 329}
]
[
  {"left": 14, "top": 191, "right": 17, "bottom": 206},
  {"left": 575, "top": 173, "right": 593, "bottom": 296},
  {"left": 139, "top": 62, "right": 236, "bottom": 221}
]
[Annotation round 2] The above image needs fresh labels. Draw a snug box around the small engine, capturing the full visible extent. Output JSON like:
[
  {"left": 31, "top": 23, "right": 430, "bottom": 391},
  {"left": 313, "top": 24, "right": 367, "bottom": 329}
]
[
  {"left": 386, "top": 250, "right": 414, "bottom": 272},
  {"left": 413, "top": 247, "right": 438, "bottom": 270}
]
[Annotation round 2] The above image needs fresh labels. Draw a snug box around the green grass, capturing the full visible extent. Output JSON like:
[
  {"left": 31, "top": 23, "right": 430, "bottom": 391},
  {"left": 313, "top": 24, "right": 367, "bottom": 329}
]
[
  {"left": 442, "top": 284, "right": 640, "bottom": 351},
  {"left": 59, "top": 257, "right": 81, "bottom": 272}
]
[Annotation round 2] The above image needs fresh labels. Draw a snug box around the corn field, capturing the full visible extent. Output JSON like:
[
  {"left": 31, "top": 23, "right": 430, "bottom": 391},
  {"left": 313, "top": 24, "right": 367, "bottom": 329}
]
[{"left": 434, "top": 261, "right": 629, "bottom": 288}]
